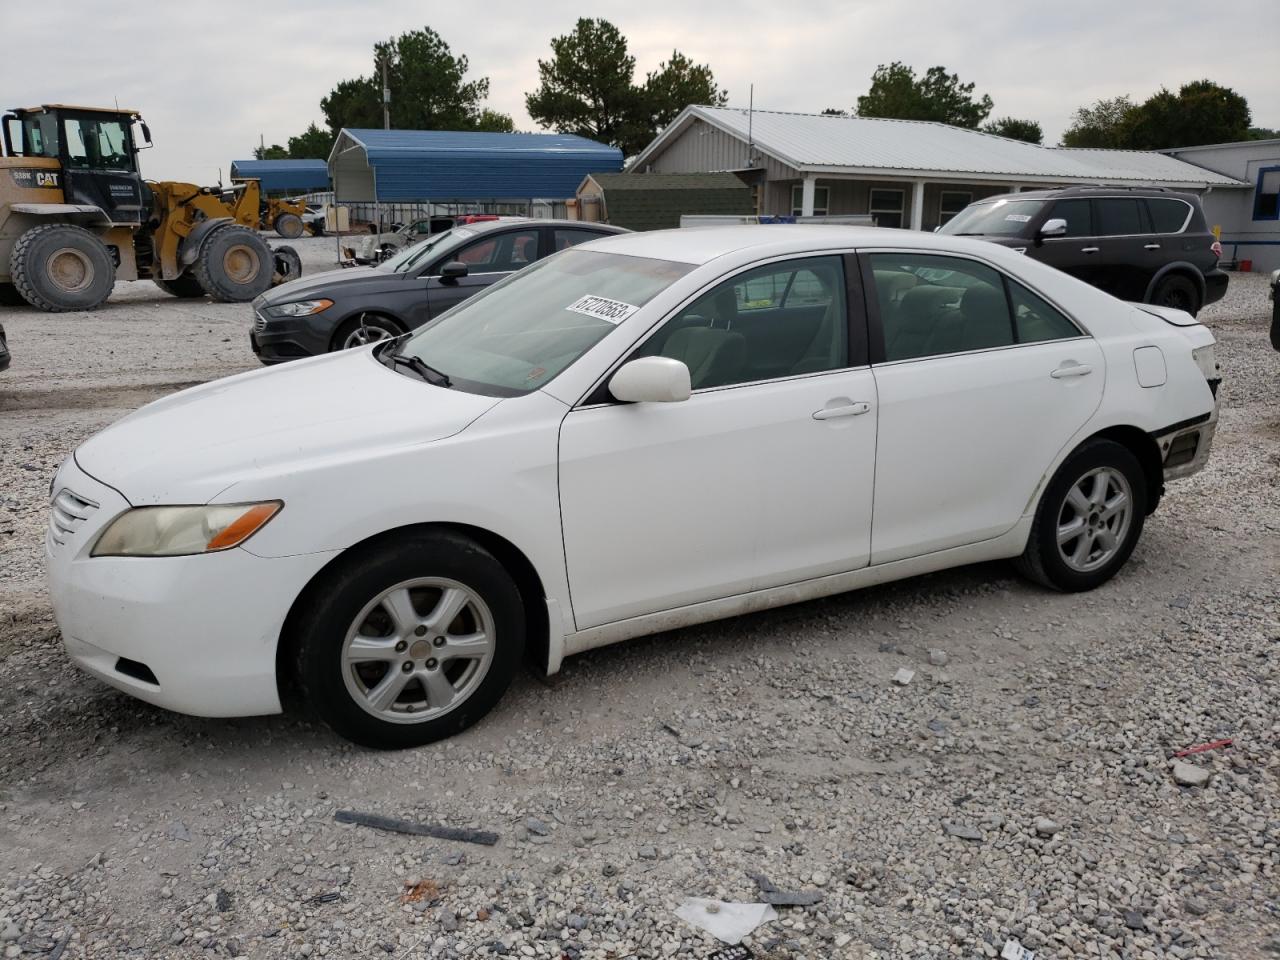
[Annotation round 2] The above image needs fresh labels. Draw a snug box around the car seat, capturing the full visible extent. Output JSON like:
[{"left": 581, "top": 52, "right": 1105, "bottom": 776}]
[{"left": 663, "top": 327, "right": 746, "bottom": 389}]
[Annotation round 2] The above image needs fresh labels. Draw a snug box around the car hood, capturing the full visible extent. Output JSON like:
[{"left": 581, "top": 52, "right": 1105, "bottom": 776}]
[
  {"left": 256, "top": 265, "right": 404, "bottom": 304},
  {"left": 75, "top": 349, "right": 501, "bottom": 505}
]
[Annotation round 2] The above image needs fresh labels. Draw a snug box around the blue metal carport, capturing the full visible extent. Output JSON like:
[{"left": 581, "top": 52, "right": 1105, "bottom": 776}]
[
  {"left": 328, "top": 128, "right": 623, "bottom": 204},
  {"left": 228, "top": 159, "right": 330, "bottom": 194}
]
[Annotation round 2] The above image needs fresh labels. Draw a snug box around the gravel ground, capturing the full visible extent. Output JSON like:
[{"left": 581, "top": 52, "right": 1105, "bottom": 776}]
[{"left": 0, "top": 262, "right": 1277, "bottom": 960}]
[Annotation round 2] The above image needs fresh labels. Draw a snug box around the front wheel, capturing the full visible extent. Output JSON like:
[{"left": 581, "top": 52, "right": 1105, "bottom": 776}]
[
  {"left": 1014, "top": 439, "right": 1147, "bottom": 592},
  {"left": 332, "top": 313, "right": 403, "bottom": 351},
  {"left": 293, "top": 531, "right": 526, "bottom": 748}
]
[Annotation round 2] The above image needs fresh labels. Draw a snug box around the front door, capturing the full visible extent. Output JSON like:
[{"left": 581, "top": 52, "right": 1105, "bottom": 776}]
[
  {"left": 58, "top": 112, "right": 145, "bottom": 224},
  {"left": 863, "top": 251, "right": 1105, "bottom": 564},
  {"left": 558, "top": 254, "right": 878, "bottom": 630},
  {"left": 424, "top": 227, "right": 541, "bottom": 318}
]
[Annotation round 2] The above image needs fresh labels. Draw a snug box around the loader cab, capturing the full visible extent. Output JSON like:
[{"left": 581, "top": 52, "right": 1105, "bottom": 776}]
[{"left": 3, "top": 105, "right": 149, "bottom": 224}]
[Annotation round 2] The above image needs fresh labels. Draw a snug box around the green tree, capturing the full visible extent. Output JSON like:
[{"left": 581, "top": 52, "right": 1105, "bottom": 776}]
[
  {"left": 1124, "top": 80, "right": 1250, "bottom": 148},
  {"left": 1060, "top": 95, "right": 1137, "bottom": 148},
  {"left": 640, "top": 50, "right": 728, "bottom": 133},
  {"left": 982, "top": 116, "right": 1043, "bottom": 144},
  {"left": 319, "top": 28, "right": 511, "bottom": 133},
  {"left": 855, "top": 62, "right": 993, "bottom": 128},
  {"left": 286, "top": 123, "right": 333, "bottom": 159},
  {"left": 821, "top": 108, "right": 848, "bottom": 117},
  {"left": 253, "top": 143, "right": 288, "bottom": 160},
  {"left": 1249, "top": 126, "right": 1280, "bottom": 140},
  {"left": 474, "top": 109, "right": 516, "bottom": 133},
  {"left": 526, "top": 18, "right": 641, "bottom": 152}
]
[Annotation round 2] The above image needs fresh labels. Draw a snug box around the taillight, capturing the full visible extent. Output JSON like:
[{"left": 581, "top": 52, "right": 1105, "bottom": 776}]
[{"left": 1211, "top": 240, "right": 1222, "bottom": 261}]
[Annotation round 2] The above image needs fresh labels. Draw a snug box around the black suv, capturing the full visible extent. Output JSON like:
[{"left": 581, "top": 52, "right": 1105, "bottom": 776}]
[{"left": 939, "top": 187, "right": 1227, "bottom": 315}]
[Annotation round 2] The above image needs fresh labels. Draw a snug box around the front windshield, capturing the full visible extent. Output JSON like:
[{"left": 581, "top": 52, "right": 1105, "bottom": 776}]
[
  {"left": 380, "top": 227, "right": 474, "bottom": 273},
  {"left": 395, "top": 249, "right": 694, "bottom": 396},
  {"left": 938, "top": 198, "right": 1046, "bottom": 236}
]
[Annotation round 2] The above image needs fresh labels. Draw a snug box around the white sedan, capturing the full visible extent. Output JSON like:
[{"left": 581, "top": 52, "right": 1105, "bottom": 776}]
[{"left": 46, "top": 227, "right": 1221, "bottom": 748}]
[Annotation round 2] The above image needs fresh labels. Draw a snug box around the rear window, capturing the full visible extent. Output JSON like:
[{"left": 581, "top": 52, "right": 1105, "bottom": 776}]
[
  {"left": 936, "top": 198, "right": 1045, "bottom": 237},
  {"left": 1095, "top": 198, "right": 1146, "bottom": 236},
  {"left": 1146, "top": 198, "right": 1192, "bottom": 233}
]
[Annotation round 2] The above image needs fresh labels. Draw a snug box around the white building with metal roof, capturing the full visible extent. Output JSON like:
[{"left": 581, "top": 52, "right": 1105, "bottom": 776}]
[{"left": 631, "top": 106, "right": 1248, "bottom": 232}]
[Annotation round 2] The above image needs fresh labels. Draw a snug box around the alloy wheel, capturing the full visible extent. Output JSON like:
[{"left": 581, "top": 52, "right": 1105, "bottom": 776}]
[
  {"left": 340, "top": 578, "right": 495, "bottom": 724},
  {"left": 1055, "top": 467, "right": 1133, "bottom": 573},
  {"left": 342, "top": 323, "right": 397, "bottom": 349}
]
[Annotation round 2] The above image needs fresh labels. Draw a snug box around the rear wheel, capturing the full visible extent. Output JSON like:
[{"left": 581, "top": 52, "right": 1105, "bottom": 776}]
[
  {"left": 1151, "top": 273, "right": 1200, "bottom": 316},
  {"left": 292, "top": 531, "right": 525, "bottom": 748},
  {"left": 192, "top": 225, "right": 273, "bottom": 302},
  {"left": 1014, "top": 439, "right": 1147, "bottom": 592},
  {"left": 10, "top": 223, "right": 116, "bottom": 312},
  {"left": 267, "top": 244, "right": 303, "bottom": 286},
  {"left": 153, "top": 272, "right": 206, "bottom": 298},
  {"left": 274, "top": 213, "right": 304, "bottom": 239}
]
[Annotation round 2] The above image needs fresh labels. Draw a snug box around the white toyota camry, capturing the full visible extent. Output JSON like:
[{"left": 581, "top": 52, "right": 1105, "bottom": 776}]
[{"left": 46, "top": 226, "right": 1221, "bottom": 748}]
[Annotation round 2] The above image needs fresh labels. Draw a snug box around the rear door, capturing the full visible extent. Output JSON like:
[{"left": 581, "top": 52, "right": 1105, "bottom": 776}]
[
  {"left": 424, "top": 227, "right": 541, "bottom": 318},
  {"left": 1089, "top": 197, "right": 1152, "bottom": 300},
  {"left": 861, "top": 250, "right": 1104, "bottom": 564}
]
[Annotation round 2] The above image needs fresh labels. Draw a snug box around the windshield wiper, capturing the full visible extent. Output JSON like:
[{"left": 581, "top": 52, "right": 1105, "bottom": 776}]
[{"left": 386, "top": 350, "right": 452, "bottom": 387}]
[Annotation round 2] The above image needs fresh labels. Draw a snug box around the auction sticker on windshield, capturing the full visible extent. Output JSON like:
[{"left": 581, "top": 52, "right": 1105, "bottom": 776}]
[
  {"left": 565, "top": 294, "right": 639, "bottom": 324},
  {"left": 1005, "top": 214, "right": 1032, "bottom": 223}
]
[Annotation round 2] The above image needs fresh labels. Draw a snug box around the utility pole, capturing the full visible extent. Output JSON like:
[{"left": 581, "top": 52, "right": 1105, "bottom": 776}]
[{"left": 382, "top": 58, "right": 391, "bottom": 130}]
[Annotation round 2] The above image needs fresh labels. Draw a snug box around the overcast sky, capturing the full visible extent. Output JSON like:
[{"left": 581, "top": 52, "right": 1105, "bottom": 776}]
[{"left": 7, "top": 0, "right": 1277, "bottom": 183}]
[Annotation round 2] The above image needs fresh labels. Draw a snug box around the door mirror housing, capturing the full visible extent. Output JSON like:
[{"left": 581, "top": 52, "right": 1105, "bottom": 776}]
[
  {"left": 438, "top": 260, "right": 468, "bottom": 282},
  {"left": 1039, "top": 217, "right": 1067, "bottom": 238},
  {"left": 609, "top": 357, "right": 692, "bottom": 403}
]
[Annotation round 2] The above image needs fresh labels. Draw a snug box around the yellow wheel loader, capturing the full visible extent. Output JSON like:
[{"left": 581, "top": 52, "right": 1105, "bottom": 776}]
[{"left": 0, "top": 104, "right": 301, "bottom": 312}]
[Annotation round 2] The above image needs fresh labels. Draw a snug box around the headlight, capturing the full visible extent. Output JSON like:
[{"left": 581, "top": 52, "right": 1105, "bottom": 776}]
[
  {"left": 267, "top": 299, "right": 333, "bottom": 318},
  {"left": 91, "top": 502, "right": 282, "bottom": 557}
]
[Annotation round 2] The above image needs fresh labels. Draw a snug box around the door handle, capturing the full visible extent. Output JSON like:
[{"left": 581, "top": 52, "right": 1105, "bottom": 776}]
[
  {"left": 1050, "top": 362, "right": 1092, "bottom": 379},
  {"left": 1081, "top": 246, "right": 1100, "bottom": 254},
  {"left": 1143, "top": 243, "right": 1161, "bottom": 250},
  {"left": 813, "top": 402, "right": 872, "bottom": 420}
]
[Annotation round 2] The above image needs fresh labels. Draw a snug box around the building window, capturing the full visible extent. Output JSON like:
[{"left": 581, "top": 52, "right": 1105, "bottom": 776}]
[
  {"left": 939, "top": 191, "right": 972, "bottom": 226},
  {"left": 1254, "top": 166, "right": 1280, "bottom": 221},
  {"left": 791, "top": 184, "right": 830, "bottom": 216},
  {"left": 869, "top": 188, "right": 905, "bottom": 228}
]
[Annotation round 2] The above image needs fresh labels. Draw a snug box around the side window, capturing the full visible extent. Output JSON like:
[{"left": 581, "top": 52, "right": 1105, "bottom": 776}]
[
  {"left": 1146, "top": 198, "right": 1191, "bottom": 234},
  {"left": 868, "top": 253, "right": 1012, "bottom": 361},
  {"left": 554, "top": 228, "right": 606, "bottom": 252},
  {"left": 449, "top": 229, "right": 540, "bottom": 273},
  {"left": 1008, "top": 280, "right": 1082, "bottom": 343},
  {"left": 1095, "top": 198, "right": 1146, "bottom": 236},
  {"left": 1048, "top": 198, "right": 1092, "bottom": 238},
  {"left": 62, "top": 119, "right": 89, "bottom": 168},
  {"left": 633, "top": 256, "right": 848, "bottom": 389}
]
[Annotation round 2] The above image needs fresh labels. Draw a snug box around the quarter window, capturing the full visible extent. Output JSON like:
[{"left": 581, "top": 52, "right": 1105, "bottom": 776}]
[
  {"left": 633, "top": 256, "right": 848, "bottom": 389},
  {"left": 1146, "top": 198, "right": 1192, "bottom": 233},
  {"left": 1008, "top": 280, "right": 1081, "bottom": 343},
  {"left": 790, "top": 184, "right": 830, "bottom": 216},
  {"left": 1047, "top": 198, "right": 1093, "bottom": 238},
  {"left": 1095, "top": 198, "right": 1146, "bottom": 236},
  {"left": 869, "top": 189, "right": 905, "bottom": 229},
  {"left": 868, "top": 254, "right": 1013, "bottom": 361}
]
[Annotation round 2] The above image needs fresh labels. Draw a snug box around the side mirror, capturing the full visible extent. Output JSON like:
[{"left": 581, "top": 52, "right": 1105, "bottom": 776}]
[
  {"left": 609, "top": 357, "right": 692, "bottom": 403},
  {"left": 1039, "top": 217, "right": 1067, "bottom": 238},
  {"left": 438, "top": 260, "right": 468, "bottom": 282}
]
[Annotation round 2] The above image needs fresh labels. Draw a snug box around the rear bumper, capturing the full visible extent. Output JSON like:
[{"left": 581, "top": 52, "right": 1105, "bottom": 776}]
[
  {"left": 1202, "top": 269, "right": 1229, "bottom": 307},
  {"left": 1154, "top": 406, "right": 1217, "bottom": 482}
]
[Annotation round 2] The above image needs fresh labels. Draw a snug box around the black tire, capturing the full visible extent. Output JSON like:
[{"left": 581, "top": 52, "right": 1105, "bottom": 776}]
[
  {"left": 274, "top": 213, "right": 304, "bottom": 239},
  {"left": 308, "top": 218, "right": 326, "bottom": 237},
  {"left": 9, "top": 223, "right": 116, "bottom": 312},
  {"left": 192, "top": 225, "right": 273, "bottom": 303},
  {"left": 292, "top": 531, "right": 526, "bottom": 749},
  {"left": 332, "top": 313, "right": 404, "bottom": 352},
  {"left": 1150, "top": 273, "right": 1201, "bottom": 316},
  {"left": 1269, "top": 300, "right": 1280, "bottom": 352},
  {"left": 267, "top": 244, "right": 303, "bottom": 286},
  {"left": 0, "top": 283, "right": 26, "bottom": 306},
  {"left": 1014, "top": 438, "right": 1148, "bottom": 592},
  {"left": 152, "top": 272, "right": 206, "bottom": 299}
]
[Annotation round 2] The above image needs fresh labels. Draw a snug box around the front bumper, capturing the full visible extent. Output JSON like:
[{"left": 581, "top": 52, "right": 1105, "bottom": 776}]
[
  {"left": 249, "top": 302, "right": 333, "bottom": 365},
  {"left": 46, "top": 456, "right": 338, "bottom": 718}
]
